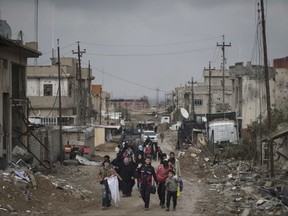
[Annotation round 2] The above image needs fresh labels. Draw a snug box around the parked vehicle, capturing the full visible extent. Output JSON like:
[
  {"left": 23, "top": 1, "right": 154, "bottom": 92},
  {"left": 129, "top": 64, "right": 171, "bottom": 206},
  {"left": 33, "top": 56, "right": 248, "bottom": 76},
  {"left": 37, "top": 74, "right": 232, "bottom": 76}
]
[
  {"left": 208, "top": 120, "right": 238, "bottom": 145},
  {"left": 161, "top": 115, "right": 171, "bottom": 124},
  {"left": 141, "top": 130, "right": 158, "bottom": 143},
  {"left": 121, "top": 128, "right": 142, "bottom": 151},
  {"left": 169, "top": 122, "right": 181, "bottom": 131}
]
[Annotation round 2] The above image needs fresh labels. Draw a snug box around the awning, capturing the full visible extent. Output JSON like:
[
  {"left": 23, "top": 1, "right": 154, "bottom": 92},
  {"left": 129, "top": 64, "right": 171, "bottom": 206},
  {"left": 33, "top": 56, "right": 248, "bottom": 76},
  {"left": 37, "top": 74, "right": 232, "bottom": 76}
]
[{"left": 261, "top": 127, "right": 288, "bottom": 142}]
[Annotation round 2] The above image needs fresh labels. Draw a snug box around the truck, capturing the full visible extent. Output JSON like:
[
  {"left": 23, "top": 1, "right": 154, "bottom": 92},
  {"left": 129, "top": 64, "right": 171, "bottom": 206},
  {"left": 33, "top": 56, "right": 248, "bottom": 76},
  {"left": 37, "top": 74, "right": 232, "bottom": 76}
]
[{"left": 208, "top": 120, "right": 238, "bottom": 145}]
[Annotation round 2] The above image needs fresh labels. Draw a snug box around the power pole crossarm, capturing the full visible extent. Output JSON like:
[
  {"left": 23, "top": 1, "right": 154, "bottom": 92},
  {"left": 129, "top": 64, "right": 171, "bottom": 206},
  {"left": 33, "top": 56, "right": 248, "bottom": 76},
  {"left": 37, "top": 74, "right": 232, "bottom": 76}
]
[{"left": 217, "top": 35, "right": 231, "bottom": 112}]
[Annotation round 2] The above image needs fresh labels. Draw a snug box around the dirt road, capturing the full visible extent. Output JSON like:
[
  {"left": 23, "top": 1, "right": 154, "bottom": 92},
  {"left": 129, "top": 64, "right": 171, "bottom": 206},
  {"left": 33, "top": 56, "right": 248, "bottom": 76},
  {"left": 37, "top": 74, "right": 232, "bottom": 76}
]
[
  {"left": 1, "top": 130, "right": 226, "bottom": 216},
  {"left": 73, "top": 132, "right": 203, "bottom": 216}
]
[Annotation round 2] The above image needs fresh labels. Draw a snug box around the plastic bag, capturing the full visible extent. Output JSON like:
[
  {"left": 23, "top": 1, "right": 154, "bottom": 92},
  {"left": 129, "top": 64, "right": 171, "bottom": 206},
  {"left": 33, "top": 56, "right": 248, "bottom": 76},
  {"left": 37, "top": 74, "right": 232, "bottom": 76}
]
[{"left": 177, "top": 186, "right": 181, "bottom": 197}]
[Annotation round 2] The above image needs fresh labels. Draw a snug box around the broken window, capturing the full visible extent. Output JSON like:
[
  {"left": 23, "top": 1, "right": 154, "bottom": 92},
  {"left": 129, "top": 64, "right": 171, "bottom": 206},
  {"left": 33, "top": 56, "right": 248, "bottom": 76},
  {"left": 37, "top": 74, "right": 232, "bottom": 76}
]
[{"left": 43, "top": 84, "right": 53, "bottom": 96}]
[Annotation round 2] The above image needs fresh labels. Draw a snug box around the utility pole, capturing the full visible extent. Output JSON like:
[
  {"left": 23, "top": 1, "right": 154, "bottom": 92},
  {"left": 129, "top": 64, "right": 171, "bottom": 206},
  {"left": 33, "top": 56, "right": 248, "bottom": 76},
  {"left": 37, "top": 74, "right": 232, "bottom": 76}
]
[
  {"left": 205, "top": 61, "right": 215, "bottom": 114},
  {"left": 72, "top": 41, "right": 86, "bottom": 125},
  {"left": 188, "top": 77, "right": 197, "bottom": 117},
  {"left": 88, "top": 61, "right": 92, "bottom": 125},
  {"left": 217, "top": 35, "right": 231, "bottom": 111},
  {"left": 176, "top": 90, "right": 179, "bottom": 121},
  {"left": 260, "top": 0, "right": 274, "bottom": 178},
  {"left": 34, "top": 0, "right": 38, "bottom": 65},
  {"left": 156, "top": 87, "right": 159, "bottom": 113},
  {"left": 99, "top": 86, "right": 102, "bottom": 125},
  {"left": 57, "top": 39, "right": 63, "bottom": 164}
]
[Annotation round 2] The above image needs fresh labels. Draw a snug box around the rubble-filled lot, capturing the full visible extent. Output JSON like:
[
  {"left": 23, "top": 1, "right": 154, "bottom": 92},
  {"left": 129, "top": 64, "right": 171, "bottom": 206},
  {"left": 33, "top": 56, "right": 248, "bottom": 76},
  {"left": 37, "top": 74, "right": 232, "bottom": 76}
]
[
  {"left": 179, "top": 146, "right": 288, "bottom": 215},
  {"left": 0, "top": 163, "right": 101, "bottom": 216}
]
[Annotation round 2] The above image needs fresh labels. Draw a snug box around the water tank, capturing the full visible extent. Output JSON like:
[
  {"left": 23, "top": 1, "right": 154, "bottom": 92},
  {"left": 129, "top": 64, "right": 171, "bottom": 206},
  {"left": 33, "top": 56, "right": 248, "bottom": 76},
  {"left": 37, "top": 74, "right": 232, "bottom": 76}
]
[{"left": 0, "top": 20, "right": 12, "bottom": 39}]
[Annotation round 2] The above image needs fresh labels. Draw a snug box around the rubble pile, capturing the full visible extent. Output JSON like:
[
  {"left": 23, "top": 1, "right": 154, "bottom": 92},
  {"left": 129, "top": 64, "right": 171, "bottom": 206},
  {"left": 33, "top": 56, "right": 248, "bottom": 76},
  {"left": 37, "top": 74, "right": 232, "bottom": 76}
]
[
  {"left": 0, "top": 159, "right": 100, "bottom": 215},
  {"left": 179, "top": 145, "right": 288, "bottom": 216}
]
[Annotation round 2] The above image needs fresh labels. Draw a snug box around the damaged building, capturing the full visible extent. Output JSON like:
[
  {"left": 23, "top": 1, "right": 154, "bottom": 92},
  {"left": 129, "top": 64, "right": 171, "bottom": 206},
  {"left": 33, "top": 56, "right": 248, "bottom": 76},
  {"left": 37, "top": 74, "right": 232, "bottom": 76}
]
[{"left": 0, "top": 22, "right": 41, "bottom": 162}]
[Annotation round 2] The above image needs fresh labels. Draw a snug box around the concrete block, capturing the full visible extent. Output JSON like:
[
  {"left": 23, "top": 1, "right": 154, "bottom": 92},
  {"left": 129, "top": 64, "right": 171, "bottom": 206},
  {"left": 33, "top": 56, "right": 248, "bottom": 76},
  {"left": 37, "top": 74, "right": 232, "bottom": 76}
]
[{"left": 241, "top": 208, "right": 251, "bottom": 216}]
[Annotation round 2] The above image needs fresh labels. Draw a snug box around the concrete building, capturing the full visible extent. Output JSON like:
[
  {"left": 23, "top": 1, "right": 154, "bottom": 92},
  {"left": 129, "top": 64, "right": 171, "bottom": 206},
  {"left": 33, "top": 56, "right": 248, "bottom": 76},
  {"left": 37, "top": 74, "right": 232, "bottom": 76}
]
[
  {"left": 91, "top": 84, "right": 110, "bottom": 124},
  {"left": 27, "top": 57, "right": 94, "bottom": 126},
  {"left": 274, "top": 56, "right": 288, "bottom": 115},
  {"left": 229, "top": 62, "right": 275, "bottom": 129},
  {"left": 0, "top": 33, "right": 41, "bottom": 160},
  {"left": 202, "top": 68, "right": 233, "bottom": 113},
  {"left": 108, "top": 98, "right": 150, "bottom": 112},
  {"left": 173, "top": 68, "right": 233, "bottom": 119}
]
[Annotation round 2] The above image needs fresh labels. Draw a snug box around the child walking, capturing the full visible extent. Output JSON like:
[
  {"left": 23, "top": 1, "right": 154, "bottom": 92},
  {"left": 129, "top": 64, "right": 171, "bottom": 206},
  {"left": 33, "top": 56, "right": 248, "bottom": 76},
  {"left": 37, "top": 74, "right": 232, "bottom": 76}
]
[{"left": 165, "top": 169, "right": 178, "bottom": 211}]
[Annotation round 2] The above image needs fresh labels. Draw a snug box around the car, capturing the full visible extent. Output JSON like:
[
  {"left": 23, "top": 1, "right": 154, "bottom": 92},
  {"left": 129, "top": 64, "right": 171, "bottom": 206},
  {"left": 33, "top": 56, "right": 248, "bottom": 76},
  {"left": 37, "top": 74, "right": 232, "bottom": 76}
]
[{"left": 141, "top": 130, "right": 158, "bottom": 143}]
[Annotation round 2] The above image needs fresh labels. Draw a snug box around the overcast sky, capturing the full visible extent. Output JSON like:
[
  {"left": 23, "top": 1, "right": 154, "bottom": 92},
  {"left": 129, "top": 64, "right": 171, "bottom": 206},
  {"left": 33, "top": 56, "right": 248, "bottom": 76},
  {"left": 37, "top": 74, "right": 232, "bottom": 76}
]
[{"left": 1, "top": 0, "right": 287, "bottom": 100}]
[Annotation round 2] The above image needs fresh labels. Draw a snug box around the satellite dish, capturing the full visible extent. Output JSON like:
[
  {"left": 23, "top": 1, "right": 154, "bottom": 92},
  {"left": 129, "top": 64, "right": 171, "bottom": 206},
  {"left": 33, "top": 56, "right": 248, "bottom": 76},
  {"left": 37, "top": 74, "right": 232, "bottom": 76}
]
[
  {"left": 0, "top": 20, "right": 12, "bottom": 39},
  {"left": 180, "top": 108, "right": 189, "bottom": 119},
  {"left": 120, "top": 119, "right": 125, "bottom": 126}
]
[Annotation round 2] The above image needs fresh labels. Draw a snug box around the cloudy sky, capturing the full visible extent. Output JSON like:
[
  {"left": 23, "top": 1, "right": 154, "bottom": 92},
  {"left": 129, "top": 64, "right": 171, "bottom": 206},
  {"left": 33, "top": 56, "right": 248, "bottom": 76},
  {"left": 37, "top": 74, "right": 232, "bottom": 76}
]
[{"left": 1, "top": 0, "right": 287, "bottom": 100}]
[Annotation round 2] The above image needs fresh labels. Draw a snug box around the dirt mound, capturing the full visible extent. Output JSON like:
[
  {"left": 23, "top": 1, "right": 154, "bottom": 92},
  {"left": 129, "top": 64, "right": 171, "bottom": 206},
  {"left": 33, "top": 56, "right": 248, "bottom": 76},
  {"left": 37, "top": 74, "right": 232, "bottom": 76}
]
[{"left": 0, "top": 172, "right": 98, "bottom": 215}]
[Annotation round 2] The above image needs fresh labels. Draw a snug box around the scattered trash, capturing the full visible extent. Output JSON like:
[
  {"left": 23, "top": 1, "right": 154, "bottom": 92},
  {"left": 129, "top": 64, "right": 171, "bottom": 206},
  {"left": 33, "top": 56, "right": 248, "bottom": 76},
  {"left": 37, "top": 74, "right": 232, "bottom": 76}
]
[{"left": 75, "top": 155, "right": 98, "bottom": 166}]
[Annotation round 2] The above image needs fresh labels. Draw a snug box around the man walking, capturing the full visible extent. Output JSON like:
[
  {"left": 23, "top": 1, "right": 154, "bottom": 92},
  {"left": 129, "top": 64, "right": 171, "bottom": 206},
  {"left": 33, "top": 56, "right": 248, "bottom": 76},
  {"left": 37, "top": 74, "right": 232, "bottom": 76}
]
[
  {"left": 140, "top": 157, "right": 158, "bottom": 211},
  {"left": 156, "top": 160, "right": 170, "bottom": 208},
  {"left": 169, "top": 152, "right": 181, "bottom": 178}
]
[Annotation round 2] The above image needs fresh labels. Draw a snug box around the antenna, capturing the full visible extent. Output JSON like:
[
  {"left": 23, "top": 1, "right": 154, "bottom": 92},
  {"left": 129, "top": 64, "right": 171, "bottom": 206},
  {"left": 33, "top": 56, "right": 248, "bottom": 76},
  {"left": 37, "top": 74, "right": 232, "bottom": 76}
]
[
  {"left": 34, "top": 0, "right": 39, "bottom": 65},
  {"left": 180, "top": 108, "right": 189, "bottom": 119},
  {"left": 51, "top": 3, "right": 55, "bottom": 61}
]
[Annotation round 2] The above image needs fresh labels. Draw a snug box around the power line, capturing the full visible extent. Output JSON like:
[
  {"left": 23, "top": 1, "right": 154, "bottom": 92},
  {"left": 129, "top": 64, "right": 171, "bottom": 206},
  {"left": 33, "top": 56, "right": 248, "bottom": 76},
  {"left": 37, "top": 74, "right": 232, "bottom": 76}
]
[
  {"left": 82, "top": 62, "right": 169, "bottom": 93},
  {"left": 86, "top": 47, "right": 215, "bottom": 57},
  {"left": 41, "top": 42, "right": 77, "bottom": 55},
  {"left": 80, "top": 35, "right": 222, "bottom": 48}
]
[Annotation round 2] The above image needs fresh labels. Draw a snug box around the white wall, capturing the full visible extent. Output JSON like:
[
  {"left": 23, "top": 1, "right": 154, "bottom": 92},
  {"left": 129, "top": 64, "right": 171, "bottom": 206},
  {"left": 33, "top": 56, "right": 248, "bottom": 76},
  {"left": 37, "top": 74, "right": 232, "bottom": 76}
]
[
  {"left": 27, "top": 78, "right": 69, "bottom": 96},
  {"left": 241, "top": 77, "right": 275, "bottom": 128}
]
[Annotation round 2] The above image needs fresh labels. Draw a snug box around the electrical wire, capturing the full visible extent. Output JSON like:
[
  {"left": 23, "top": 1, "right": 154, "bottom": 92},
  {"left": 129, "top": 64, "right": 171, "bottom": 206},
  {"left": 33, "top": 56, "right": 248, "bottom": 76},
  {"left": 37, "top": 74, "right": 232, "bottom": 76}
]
[
  {"left": 82, "top": 62, "right": 169, "bottom": 93},
  {"left": 85, "top": 47, "right": 215, "bottom": 57},
  {"left": 80, "top": 35, "right": 222, "bottom": 48},
  {"left": 41, "top": 42, "right": 77, "bottom": 55}
]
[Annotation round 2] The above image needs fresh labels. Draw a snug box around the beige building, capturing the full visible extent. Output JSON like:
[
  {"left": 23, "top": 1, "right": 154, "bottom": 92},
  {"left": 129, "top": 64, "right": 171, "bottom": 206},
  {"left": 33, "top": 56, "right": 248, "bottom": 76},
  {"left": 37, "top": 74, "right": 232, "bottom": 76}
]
[
  {"left": 27, "top": 57, "right": 94, "bottom": 126},
  {"left": 229, "top": 62, "right": 275, "bottom": 129},
  {"left": 274, "top": 57, "right": 288, "bottom": 115},
  {"left": 174, "top": 62, "right": 276, "bottom": 130},
  {"left": 0, "top": 33, "right": 41, "bottom": 160},
  {"left": 91, "top": 84, "right": 110, "bottom": 124},
  {"left": 174, "top": 68, "right": 232, "bottom": 118}
]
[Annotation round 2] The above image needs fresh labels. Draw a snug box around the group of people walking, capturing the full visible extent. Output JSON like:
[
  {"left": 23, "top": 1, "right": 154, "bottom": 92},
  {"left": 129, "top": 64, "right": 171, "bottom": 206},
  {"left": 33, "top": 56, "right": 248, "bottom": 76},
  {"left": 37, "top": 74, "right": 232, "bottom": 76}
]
[{"left": 98, "top": 137, "right": 181, "bottom": 211}]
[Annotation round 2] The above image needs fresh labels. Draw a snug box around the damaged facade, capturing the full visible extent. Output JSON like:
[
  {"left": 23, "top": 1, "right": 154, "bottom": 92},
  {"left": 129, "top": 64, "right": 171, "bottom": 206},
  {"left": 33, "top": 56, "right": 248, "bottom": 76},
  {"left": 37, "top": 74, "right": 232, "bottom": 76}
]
[
  {"left": 229, "top": 62, "right": 275, "bottom": 129},
  {"left": 27, "top": 57, "right": 94, "bottom": 126},
  {"left": 274, "top": 56, "right": 288, "bottom": 116},
  {"left": 172, "top": 68, "right": 233, "bottom": 120},
  {"left": 172, "top": 62, "right": 277, "bottom": 130},
  {"left": 0, "top": 33, "right": 41, "bottom": 161}
]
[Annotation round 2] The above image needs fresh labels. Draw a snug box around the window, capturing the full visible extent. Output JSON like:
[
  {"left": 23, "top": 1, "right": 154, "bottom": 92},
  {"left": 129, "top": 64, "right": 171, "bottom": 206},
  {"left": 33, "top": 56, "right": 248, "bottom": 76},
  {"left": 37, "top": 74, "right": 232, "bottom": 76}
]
[
  {"left": 44, "top": 84, "right": 53, "bottom": 96},
  {"left": 194, "top": 99, "right": 203, "bottom": 106}
]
